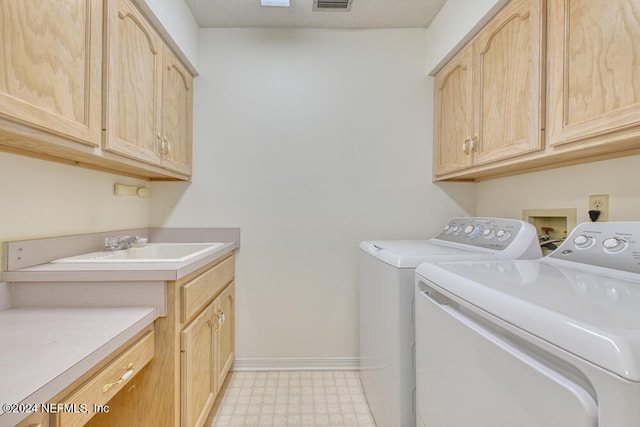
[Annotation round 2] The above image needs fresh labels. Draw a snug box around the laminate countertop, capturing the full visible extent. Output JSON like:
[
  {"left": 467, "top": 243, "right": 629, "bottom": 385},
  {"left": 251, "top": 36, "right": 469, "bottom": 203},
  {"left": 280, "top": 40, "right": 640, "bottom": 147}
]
[
  {"left": 0, "top": 307, "right": 158, "bottom": 427},
  {"left": 2, "top": 242, "right": 237, "bottom": 283}
]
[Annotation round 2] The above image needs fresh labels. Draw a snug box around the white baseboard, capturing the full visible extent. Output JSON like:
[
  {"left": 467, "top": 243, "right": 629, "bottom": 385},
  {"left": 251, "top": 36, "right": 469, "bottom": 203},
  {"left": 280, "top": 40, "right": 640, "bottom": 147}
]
[{"left": 232, "top": 357, "right": 360, "bottom": 371}]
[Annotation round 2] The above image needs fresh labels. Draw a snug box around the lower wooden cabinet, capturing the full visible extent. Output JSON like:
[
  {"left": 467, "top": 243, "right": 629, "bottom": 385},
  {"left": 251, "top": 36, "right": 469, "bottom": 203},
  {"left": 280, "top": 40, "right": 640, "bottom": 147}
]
[
  {"left": 86, "top": 253, "right": 236, "bottom": 427},
  {"left": 181, "top": 282, "right": 235, "bottom": 427},
  {"left": 215, "top": 283, "right": 235, "bottom": 389},
  {"left": 55, "top": 331, "right": 155, "bottom": 427},
  {"left": 13, "top": 328, "right": 155, "bottom": 427},
  {"left": 15, "top": 411, "right": 49, "bottom": 427},
  {"left": 181, "top": 302, "right": 217, "bottom": 427}
]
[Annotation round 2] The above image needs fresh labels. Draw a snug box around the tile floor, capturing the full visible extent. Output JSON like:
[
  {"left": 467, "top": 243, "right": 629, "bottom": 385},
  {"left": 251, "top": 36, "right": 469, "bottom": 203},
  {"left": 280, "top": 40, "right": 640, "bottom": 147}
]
[{"left": 206, "top": 370, "right": 377, "bottom": 427}]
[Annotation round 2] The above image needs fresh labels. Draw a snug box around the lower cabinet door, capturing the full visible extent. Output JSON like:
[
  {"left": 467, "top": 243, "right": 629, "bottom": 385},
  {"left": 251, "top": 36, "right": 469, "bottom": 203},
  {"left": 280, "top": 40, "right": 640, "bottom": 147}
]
[
  {"left": 215, "top": 283, "right": 235, "bottom": 389},
  {"left": 181, "top": 303, "right": 217, "bottom": 427}
]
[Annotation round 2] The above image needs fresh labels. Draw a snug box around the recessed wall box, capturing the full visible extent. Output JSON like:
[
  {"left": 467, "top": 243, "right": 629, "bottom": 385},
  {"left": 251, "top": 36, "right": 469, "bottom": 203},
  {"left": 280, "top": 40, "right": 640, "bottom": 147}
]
[{"left": 523, "top": 208, "right": 577, "bottom": 254}]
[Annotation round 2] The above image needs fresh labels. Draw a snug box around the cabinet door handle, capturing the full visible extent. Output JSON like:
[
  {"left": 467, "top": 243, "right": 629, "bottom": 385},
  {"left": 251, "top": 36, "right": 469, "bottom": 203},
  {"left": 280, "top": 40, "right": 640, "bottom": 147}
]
[
  {"left": 463, "top": 137, "right": 471, "bottom": 156},
  {"left": 102, "top": 363, "right": 135, "bottom": 393},
  {"left": 216, "top": 309, "right": 225, "bottom": 325},
  {"left": 470, "top": 134, "right": 478, "bottom": 155},
  {"left": 157, "top": 134, "right": 165, "bottom": 157}
]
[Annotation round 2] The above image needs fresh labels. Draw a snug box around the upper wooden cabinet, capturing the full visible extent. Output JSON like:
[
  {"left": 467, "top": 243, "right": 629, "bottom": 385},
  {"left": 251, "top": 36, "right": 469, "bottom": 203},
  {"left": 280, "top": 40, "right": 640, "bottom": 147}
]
[
  {"left": 472, "top": 0, "right": 544, "bottom": 165},
  {"left": 0, "top": 0, "right": 102, "bottom": 147},
  {"left": 161, "top": 46, "right": 193, "bottom": 175},
  {"left": 433, "top": 45, "right": 474, "bottom": 176},
  {"left": 104, "top": 0, "right": 164, "bottom": 165},
  {"left": 434, "top": 0, "right": 640, "bottom": 181},
  {"left": 104, "top": 0, "right": 192, "bottom": 176},
  {"left": 0, "top": 0, "right": 194, "bottom": 180},
  {"left": 433, "top": 0, "right": 545, "bottom": 179},
  {"left": 547, "top": 0, "right": 640, "bottom": 148}
]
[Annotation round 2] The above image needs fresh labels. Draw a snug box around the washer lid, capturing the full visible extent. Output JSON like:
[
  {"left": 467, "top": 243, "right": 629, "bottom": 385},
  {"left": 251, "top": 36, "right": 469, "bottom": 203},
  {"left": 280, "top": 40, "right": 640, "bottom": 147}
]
[
  {"left": 360, "top": 240, "right": 492, "bottom": 269},
  {"left": 416, "top": 260, "right": 640, "bottom": 381}
]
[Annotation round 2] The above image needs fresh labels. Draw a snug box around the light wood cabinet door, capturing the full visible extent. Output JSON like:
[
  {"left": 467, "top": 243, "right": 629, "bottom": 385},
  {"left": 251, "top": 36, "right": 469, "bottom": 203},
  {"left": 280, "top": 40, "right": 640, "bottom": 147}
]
[
  {"left": 0, "top": 0, "right": 102, "bottom": 146},
  {"left": 181, "top": 303, "right": 217, "bottom": 427},
  {"left": 215, "top": 283, "right": 235, "bottom": 389},
  {"left": 104, "top": 0, "right": 163, "bottom": 165},
  {"left": 472, "top": 0, "right": 544, "bottom": 165},
  {"left": 433, "top": 0, "right": 545, "bottom": 180},
  {"left": 161, "top": 46, "right": 193, "bottom": 175},
  {"left": 547, "top": 0, "right": 640, "bottom": 147},
  {"left": 433, "top": 45, "right": 474, "bottom": 176},
  {"left": 15, "top": 410, "right": 49, "bottom": 427}
]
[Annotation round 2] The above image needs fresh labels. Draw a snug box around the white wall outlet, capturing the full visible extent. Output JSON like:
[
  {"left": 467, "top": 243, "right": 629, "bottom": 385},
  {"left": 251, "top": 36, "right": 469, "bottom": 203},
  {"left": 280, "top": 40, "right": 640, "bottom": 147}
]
[{"left": 588, "top": 194, "right": 609, "bottom": 221}]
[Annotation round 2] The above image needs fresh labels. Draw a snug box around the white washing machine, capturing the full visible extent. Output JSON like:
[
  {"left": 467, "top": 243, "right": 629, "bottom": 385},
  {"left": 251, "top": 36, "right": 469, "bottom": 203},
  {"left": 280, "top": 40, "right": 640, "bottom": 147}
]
[
  {"left": 359, "top": 217, "right": 541, "bottom": 427},
  {"left": 415, "top": 221, "right": 640, "bottom": 427}
]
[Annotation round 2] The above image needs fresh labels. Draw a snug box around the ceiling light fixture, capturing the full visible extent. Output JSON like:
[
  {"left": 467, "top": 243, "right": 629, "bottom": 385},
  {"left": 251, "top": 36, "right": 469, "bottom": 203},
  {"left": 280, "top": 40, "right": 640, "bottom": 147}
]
[{"left": 261, "top": 0, "right": 290, "bottom": 7}]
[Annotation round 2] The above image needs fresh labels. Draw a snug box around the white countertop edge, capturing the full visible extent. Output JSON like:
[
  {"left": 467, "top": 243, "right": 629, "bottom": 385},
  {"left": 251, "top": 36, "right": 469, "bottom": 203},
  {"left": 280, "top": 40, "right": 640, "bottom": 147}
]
[
  {"left": 3, "top": 242, "right": 237, "bottom": 283},
  {"left": 0, "top": 307, "right": 158, "bottom": 427}
]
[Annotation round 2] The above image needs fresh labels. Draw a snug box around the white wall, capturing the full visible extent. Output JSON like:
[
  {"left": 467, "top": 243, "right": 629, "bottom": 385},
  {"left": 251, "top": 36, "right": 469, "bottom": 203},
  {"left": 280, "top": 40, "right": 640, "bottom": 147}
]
[
  {"left": 144, "top": 0, "right": 200, "bottom": 69},
  {"left": 425, "top": 0, "right": 506, "bottom": 73},
  {"left": 151, "top": 28, "right": 474, "bottom": 364}
]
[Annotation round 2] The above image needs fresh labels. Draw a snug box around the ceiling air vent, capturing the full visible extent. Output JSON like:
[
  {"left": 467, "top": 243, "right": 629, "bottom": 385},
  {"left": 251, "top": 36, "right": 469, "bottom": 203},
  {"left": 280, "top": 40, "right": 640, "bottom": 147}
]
[{"left": 313, "top": 0, "right": 353, "bottom": 11}]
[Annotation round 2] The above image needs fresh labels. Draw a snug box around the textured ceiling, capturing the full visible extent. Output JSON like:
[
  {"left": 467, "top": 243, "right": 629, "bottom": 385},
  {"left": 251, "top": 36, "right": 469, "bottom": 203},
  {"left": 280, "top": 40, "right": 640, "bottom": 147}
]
[{"left": 184, "top": 0, "right": 448, "bottom": 29}]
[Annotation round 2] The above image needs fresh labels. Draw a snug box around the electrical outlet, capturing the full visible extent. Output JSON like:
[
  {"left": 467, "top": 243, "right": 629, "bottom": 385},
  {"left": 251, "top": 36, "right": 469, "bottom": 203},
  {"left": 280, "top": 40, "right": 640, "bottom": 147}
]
[{"left": 588, "top": 194, "right": 609, "bottom": 221}]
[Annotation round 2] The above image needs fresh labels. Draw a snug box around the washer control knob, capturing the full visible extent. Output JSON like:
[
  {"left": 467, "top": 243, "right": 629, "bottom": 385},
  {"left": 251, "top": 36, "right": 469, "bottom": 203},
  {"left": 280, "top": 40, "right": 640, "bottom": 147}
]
[
  {"left": 603, "top": 237, "right": 626, "bottom": 252},
  {"left": 606, "top": 286, "right": 620, "bottom": 302},
  {"left": 451, "top": 226, "right": 460, "bottom": 234},
  {"left": 496, "top": 230, "right": 511, "bottom": 241},
  {"left": 464, "top": 225, "right": 480, "bottom": 238},
  {"left": 483, "top": 229, "right": 496, "bottom": 239},
  {"left": 444, "top": 225, "right": 451, "bottom": 233},
  {"left": 573, "top": 235, "right": 594, "bottom": 249}
]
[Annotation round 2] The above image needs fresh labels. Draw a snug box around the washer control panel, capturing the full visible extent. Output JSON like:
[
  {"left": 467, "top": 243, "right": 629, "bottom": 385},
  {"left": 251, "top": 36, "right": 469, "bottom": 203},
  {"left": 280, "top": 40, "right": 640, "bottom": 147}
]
[
  {"left": 435, "top": 217, "right": 524, "bottom": 251},
  {"left": 549, "top": 222, "right": 640, "bottom": 274}
]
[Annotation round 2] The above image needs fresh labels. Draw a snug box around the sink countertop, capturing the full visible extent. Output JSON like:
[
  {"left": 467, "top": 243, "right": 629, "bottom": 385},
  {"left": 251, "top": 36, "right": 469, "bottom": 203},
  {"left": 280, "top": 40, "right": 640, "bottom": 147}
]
[
  {"left": 2, "top": 242, "right": 237, "bottom": 283},
  {"left": 0, "top": 307, "right": 158, "bottom": 427}
]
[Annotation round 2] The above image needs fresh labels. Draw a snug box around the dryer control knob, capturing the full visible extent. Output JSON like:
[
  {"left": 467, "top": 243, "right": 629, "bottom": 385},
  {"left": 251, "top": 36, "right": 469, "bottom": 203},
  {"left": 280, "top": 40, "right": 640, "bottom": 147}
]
[
  {"left": 483, "top": 229, "right": 496, "bottom": 239},
  {"left": 573, "top": 235, "right": 594, "bottom": 249},
  {"left": 603, "top": 237, "right": 626, "bottom": 252},
  {"left": 496, "top": 230, "right": 511, "bottom": 241},
  {"left": 464, "top": 225, "right": 480, "bottom": 238}
]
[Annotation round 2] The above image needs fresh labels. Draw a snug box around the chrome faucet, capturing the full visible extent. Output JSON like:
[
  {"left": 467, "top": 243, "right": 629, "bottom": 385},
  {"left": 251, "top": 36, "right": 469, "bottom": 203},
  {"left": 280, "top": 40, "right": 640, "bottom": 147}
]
[{"left": 104, "top": 235, "right": 147, "bottom": 251}]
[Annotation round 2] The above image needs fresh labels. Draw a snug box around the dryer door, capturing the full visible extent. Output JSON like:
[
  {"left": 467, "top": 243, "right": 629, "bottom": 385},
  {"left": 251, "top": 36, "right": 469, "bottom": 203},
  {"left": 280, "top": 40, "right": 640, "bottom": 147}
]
[{"left": 415, "top": 282, "right": 598, "bottom": 427}]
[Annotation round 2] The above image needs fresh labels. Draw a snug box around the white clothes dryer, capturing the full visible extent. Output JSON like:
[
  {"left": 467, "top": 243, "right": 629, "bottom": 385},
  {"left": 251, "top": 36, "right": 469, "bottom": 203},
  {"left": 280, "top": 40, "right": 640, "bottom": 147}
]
[
  {"left": 359, "top": 217, "right": 541, "bottom": 427},
  {"left": 415, "top": 221, "right": 640, "bottom": 427}
]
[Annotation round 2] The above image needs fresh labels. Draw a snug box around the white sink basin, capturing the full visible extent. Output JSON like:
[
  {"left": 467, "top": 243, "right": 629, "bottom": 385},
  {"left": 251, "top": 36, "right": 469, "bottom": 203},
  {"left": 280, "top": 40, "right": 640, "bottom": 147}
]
[{"left": 51, "top": 243, "right": 225, "bottom": 263}]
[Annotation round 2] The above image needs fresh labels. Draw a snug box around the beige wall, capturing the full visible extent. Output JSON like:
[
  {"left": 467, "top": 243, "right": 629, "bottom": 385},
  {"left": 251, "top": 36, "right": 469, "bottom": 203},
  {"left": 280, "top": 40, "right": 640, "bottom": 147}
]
[
  {"left": 0, "top": 152, "right": 150, "bottom": 252},
  {"left": 150, "top": 28, "right": 474, "bottom": 365},
  {"left": 476, "top": 155, "right": 640, "bottom": 223},
  {"left": 0, "top": 152, "right": 150, "bottom": 307}
]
